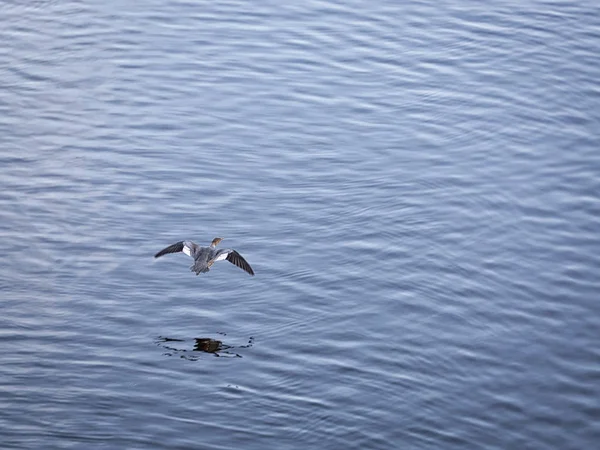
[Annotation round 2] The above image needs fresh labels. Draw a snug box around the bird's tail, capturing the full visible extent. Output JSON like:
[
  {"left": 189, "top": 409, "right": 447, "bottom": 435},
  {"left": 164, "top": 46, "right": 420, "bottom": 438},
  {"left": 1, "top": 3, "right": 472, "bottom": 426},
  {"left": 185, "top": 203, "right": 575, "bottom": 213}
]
[{"left": 191, "top": 265, "right": 210, "bottom": 275}]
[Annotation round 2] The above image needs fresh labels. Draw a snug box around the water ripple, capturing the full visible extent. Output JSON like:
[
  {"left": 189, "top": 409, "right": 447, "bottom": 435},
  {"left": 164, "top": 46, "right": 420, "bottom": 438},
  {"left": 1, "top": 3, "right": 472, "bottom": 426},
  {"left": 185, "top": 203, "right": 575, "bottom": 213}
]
[{"left": 1, "top": 1, "right": 599, "bottom": 449}]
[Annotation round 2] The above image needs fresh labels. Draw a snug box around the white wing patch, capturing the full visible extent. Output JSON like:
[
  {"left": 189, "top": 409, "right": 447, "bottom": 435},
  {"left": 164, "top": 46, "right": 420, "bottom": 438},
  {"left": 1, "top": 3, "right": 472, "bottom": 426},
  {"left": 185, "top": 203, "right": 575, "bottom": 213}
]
[
  {"left": 182, "top": 244, "right": 191, "bottom": 256},
  {"left": 214, "top": 251, "right": 230, "bottom": 261}
]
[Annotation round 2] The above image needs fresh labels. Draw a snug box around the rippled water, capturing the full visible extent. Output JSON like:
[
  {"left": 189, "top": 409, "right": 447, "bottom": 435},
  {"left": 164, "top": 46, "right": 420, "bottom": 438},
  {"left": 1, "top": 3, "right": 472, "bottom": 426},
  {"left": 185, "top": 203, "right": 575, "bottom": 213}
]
[{"left": 1, "top": 1, "right": 599, "bottom": 449}]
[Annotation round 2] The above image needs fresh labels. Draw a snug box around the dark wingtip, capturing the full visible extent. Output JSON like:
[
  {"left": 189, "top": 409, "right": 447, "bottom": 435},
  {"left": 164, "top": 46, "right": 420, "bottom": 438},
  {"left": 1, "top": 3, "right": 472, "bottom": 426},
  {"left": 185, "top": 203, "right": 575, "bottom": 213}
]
[
  {"left": 226, "top": 250, "right": 255, "bottom": 276},
  {"left": 154, "top": 241, "right": 184, "bottom": 258}
]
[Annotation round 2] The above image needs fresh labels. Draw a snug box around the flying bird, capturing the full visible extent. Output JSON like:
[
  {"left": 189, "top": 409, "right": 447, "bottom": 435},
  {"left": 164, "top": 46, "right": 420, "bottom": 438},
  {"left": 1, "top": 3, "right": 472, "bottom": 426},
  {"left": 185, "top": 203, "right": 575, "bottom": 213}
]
[{"left": 155, "top": 237, "right": 254, "bottom": 276}]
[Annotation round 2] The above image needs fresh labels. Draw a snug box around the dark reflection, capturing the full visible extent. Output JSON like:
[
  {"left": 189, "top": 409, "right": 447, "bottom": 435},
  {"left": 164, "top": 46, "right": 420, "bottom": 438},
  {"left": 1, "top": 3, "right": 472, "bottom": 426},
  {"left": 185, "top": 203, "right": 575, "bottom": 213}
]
[{"left": 155, "top": 333, "right": 254, "bottom": 360}]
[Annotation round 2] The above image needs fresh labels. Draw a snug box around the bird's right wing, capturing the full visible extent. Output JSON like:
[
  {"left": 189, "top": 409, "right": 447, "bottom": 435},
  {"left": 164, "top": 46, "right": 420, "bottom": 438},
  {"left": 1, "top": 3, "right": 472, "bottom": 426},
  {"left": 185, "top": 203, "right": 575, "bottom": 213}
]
[
  {"left": 219, "top": 249, "right": 255, "bottom": 276},
  {"left": 155, "top": 241, "right": 186, "bottom": 258}
]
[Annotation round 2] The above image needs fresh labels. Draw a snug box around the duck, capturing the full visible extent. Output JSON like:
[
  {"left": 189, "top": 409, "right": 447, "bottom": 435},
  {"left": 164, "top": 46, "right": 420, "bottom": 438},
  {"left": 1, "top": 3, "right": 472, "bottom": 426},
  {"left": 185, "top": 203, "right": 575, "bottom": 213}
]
[{"left": 155, "top": 237, "right": 254, "bottom": 276}]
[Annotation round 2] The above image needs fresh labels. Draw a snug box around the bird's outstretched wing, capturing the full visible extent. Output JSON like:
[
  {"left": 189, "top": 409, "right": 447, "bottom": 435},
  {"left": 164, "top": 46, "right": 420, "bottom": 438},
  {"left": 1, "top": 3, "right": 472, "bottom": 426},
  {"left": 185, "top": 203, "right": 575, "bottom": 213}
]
[
  {"left": 215, "top": 249, "right": 255, "bottom": 276},
  {"left": 155, "top": 241, "right": 185, "bottom": 258}
]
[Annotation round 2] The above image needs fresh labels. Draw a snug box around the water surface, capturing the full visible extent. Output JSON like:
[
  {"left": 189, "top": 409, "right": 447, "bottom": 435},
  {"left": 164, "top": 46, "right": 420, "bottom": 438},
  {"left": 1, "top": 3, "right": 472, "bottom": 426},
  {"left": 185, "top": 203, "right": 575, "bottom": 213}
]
[{"left": 1, "top": 1, "right": 599, "bottom": 449}]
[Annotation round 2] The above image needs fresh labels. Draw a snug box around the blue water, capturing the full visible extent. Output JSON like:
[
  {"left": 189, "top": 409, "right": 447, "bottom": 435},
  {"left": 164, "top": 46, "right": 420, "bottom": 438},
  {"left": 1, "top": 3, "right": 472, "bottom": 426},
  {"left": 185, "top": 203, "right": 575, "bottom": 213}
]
[{"left": 1, "top": 1, "right": 599, "bottom": 448}]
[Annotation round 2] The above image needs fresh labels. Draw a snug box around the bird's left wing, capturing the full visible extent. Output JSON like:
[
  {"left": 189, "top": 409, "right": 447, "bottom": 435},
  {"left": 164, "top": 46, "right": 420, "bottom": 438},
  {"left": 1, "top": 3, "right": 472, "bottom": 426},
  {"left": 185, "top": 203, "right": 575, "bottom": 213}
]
[{"left": 155, "top": 241, "right": 186, "bottom": 258}]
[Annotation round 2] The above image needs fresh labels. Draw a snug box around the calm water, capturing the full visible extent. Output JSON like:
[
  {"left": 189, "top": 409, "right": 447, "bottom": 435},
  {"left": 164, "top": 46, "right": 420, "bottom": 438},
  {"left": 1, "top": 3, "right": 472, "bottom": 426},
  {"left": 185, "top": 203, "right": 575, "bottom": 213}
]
[{"left": 1, "top": 1, "right": 599, "bottom": 449}]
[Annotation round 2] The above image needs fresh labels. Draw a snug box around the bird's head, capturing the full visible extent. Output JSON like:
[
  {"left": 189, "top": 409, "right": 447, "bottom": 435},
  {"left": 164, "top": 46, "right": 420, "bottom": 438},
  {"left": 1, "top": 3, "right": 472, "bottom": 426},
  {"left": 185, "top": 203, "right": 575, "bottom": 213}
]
[{"left": 210, "top": 237, "right": 223, "bottom": 247}]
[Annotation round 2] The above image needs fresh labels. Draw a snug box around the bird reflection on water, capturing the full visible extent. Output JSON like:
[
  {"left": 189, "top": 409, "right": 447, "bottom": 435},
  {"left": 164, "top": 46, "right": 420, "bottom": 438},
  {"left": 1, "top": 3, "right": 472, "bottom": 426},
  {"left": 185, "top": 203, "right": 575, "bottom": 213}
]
[{"left": 156, "top": 334, "right": 254, "bottom": 360}]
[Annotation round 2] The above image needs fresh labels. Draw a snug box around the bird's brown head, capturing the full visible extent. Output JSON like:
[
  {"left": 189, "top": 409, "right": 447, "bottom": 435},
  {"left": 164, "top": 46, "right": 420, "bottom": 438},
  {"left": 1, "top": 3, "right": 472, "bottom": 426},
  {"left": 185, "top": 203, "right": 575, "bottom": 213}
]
[{"left": 210, "top": 237, "right": 223, "bottom": 247}]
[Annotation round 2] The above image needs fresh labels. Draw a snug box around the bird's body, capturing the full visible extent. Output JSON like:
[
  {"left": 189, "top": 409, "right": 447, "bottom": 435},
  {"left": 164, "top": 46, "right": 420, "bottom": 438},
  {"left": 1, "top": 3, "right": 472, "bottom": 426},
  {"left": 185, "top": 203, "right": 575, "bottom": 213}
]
[{"left": 154, "top": 237, "right": 254, "bottom": 276}]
